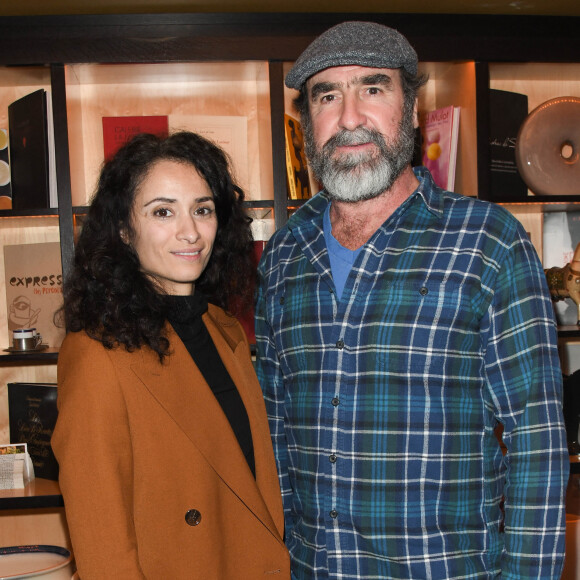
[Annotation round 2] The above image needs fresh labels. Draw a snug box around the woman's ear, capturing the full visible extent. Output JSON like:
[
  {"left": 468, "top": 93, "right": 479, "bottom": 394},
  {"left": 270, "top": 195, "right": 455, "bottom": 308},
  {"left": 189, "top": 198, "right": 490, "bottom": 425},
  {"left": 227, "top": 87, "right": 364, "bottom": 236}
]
[{"left": 120, "top": 227, "right": 130, "bottom": 245}]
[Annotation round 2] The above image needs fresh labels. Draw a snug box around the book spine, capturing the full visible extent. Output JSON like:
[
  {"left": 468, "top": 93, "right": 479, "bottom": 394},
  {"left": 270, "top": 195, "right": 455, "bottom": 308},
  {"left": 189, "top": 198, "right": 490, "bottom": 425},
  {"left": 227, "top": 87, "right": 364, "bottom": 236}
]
[{"left": 285, "top": 129, "right": 298, "bottom": 200}]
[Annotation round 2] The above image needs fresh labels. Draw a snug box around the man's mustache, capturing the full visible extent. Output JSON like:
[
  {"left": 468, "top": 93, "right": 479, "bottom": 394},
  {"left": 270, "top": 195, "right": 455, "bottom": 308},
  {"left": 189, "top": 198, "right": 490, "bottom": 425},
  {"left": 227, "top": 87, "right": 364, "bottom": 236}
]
[{"left": 323, "top": 127, "right": 386, "bottom": 153}]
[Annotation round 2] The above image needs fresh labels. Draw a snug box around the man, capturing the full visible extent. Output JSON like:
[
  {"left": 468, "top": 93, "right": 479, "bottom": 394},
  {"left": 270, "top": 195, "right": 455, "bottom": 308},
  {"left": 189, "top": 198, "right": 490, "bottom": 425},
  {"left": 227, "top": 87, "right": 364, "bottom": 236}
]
[{"left": 255, "top": 20, "right": 569, "bottom": 580}]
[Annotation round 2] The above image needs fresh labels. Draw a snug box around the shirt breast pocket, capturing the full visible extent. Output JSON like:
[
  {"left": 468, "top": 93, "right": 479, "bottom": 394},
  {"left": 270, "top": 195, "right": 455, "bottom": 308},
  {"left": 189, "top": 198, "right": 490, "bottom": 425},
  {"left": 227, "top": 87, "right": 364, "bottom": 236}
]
[{"left": 375, "top": 280, "right": 472, "bottom": 374}]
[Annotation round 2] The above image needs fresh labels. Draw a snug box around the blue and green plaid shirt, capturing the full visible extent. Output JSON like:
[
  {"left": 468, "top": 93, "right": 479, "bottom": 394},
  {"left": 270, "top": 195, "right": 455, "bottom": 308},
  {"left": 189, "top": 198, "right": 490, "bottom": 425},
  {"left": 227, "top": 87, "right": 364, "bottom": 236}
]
[{"left": 255, "top": 168, "right": 568, "bottom": 580}]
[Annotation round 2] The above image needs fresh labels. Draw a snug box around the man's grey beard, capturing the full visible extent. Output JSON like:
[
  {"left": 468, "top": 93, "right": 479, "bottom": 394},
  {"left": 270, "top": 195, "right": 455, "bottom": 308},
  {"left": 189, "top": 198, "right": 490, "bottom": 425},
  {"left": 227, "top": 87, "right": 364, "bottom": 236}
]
[{"left": 304, "top": 111, "right": 416, "bottom": 203}]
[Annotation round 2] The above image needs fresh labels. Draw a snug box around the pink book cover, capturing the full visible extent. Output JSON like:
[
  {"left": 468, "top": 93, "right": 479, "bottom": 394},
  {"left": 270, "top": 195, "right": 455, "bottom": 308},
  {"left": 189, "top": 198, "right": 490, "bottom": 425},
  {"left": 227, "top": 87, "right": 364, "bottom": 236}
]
[{"left": 422, "top": 106, "right": 460, "bottom": 191}]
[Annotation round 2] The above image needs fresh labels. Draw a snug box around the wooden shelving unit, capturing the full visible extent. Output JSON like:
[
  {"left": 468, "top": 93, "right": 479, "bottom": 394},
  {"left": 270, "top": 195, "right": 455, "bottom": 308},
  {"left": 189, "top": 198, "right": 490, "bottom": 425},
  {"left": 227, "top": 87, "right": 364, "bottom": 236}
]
[{"left": 0, "top": 8, "right": 579, "bottom": 550}]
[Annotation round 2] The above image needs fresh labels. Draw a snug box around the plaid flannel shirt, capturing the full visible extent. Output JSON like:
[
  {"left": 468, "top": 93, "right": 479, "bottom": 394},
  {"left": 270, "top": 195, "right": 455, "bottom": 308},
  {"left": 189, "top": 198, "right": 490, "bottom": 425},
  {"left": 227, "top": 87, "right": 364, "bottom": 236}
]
[{"left": 255, "top": 167, "right": 568, "bottom": 580}]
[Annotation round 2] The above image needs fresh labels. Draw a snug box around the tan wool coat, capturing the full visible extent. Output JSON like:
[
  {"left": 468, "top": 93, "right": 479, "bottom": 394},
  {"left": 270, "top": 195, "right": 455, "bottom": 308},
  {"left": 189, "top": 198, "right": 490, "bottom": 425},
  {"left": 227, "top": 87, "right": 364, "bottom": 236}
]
[{"left": 52, "top": 304, "right": 289, "bottom": 579}]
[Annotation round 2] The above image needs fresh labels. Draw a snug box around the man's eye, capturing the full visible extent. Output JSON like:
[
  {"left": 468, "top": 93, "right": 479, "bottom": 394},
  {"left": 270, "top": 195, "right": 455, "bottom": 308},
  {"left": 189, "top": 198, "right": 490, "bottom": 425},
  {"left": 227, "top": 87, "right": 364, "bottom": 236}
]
[
  {"left": 320, "top": 94, "right": 335, "bottom": 103},
  {"left": 367, "top": 87, "right": 382, "bottom": 95}
]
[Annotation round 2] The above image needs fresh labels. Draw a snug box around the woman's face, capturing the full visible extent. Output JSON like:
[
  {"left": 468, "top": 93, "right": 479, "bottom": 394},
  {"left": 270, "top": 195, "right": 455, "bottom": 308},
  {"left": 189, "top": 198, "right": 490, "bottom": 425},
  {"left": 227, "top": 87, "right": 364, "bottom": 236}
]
[{"left": 127, "top": 159, "right": 218, "bottom": 296}]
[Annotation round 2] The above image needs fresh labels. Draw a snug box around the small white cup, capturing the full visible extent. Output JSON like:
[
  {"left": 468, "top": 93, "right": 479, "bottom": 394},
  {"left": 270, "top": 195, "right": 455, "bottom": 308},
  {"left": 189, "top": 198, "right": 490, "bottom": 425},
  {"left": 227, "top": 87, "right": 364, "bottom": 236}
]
[{"left": 12, "top": 328, "right": 41, "bottom": 351}]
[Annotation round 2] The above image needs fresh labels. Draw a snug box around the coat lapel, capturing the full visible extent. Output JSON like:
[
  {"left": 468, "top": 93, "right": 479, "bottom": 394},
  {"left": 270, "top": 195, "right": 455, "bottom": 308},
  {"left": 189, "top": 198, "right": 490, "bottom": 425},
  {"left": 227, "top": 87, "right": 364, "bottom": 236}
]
[
  {"left": 203, "top": 306, "right": 285, "bottom": 539},
  {"left": 128, "top": 314, "right": 283, "bottom": 543}
]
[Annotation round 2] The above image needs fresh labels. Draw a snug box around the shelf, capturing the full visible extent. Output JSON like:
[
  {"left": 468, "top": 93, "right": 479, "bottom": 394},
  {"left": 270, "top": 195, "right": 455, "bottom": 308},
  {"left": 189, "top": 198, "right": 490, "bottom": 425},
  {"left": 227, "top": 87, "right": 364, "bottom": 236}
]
[
  {"left": 0, "top": 347, "right": 59, "bottom": 363},
  {"left": 558, "top": 326, "right": 580, "bottom": 338},
  {"left": 0, "top": 478, "right": 63, "bottom": 511},
  {"left": 498, "top": 199, "right": 580, "bottom": 210},
  {"left": 0, "top": 209, "right": 59, "bottom": 218}
]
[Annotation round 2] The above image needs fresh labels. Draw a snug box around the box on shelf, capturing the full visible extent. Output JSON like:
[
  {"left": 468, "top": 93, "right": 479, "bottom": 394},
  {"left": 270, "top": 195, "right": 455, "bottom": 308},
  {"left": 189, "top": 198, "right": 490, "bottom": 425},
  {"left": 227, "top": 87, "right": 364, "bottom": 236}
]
[{"left": 0, "top": 443, "right": 35, "bottom": 489}]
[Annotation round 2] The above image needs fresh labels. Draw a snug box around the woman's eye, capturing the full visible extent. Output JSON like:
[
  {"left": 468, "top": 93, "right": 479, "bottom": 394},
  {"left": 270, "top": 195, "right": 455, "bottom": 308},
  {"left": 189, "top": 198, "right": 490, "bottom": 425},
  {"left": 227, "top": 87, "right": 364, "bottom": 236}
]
[
  {"left": 194, "top": 206, "right": 214, "bottom": 216},
  {"left": 153, "top": 207, "right": 172, "bottom": 218}
]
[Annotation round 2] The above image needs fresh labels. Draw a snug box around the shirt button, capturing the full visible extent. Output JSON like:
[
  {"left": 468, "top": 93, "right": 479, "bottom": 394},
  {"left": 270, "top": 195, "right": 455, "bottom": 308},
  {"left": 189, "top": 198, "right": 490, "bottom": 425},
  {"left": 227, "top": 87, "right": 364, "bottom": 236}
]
[
  {"left": 330, "top": 509, "right": 338, "bottom": 519},
  {"left": 329, "top": 453, "right": 337, "bottom": 463},
  {"left": 279, "top": 296, "right": 285, "bottom": 305},
  {"left": 419, "top": 286, "right": 428, "bottom": 296},
  {"left": 331, "top": 397, "right": 340, "bottom": 406},
  {"left": 336, "top": 339, "right": 344, "bottom": 349}
]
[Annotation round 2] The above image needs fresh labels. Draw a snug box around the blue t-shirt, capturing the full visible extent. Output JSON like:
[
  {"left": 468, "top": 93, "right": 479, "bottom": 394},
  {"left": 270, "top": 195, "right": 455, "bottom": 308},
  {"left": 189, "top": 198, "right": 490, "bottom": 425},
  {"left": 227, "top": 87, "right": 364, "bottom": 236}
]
[{"left": 323, "top": 203, "right": 363, "bottom": 299}]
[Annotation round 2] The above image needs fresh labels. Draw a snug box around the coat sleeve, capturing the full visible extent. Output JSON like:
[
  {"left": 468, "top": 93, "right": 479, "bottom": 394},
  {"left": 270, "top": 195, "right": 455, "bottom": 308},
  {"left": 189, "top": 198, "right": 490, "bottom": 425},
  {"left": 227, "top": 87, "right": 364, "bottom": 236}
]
[
  {"left": 51, "top": 333, "right": 146, "bottom": 579},
  {"left": 482, "top": 226, "right": 569, "bottom": 579}
]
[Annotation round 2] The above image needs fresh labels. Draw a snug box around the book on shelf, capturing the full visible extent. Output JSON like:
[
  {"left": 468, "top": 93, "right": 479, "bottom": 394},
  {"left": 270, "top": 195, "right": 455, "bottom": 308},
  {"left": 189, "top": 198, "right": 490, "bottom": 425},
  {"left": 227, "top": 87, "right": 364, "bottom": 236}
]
[
  {"left": 421, "top": 105, "right": 460, "bottom": 192},
  {"left": 8, "top": 89, "right": 58, "bottom": 210},
  {"left": 284, "top": 113, "right": 311, "bottom": 200},
  {"left": 488, "top": 89, "right": 529, "bottom": 201},
  {"left": 102, "top": 115, "right": 169, "bottom": 161},
  {"left": 0, "top": 127, "right": 11, "bottom": 209},
  {"left": 169, "top": 114, "right": 249, "bottom": 196},
  {"left": 411, "top": 126, "right": 424, "bottom": 168},
  {"left": 8, "top": 383, "right": 58, "bottom": 481},
  {"left": 3, "top": 241, "right": 65, "bottom": 349}
]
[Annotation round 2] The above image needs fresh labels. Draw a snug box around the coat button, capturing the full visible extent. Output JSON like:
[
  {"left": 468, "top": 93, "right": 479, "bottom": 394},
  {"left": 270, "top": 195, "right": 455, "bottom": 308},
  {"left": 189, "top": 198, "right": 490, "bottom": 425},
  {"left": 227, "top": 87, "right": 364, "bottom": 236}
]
[{"left": 185, "top": 509, "right": 202, "bottom": 526}]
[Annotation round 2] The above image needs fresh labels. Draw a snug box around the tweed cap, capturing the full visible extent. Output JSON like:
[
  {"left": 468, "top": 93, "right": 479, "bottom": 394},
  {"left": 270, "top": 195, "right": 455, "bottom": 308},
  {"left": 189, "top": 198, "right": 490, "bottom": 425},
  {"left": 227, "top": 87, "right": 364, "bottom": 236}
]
[{"left": 285, "top": 21, "right": 418, "bottom": 90}]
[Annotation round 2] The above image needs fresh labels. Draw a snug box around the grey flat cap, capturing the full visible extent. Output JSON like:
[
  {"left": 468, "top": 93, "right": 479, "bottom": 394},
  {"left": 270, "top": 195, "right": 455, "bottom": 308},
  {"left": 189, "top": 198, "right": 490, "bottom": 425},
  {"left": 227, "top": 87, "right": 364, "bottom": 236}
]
[{"left": 285, "top": 21, "right": 418, "bottom": 90}]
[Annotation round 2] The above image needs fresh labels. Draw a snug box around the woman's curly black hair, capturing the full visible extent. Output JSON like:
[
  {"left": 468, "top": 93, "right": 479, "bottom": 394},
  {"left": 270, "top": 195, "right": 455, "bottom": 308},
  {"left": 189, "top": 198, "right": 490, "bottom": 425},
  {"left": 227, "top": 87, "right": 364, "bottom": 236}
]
[{"left": 58, "top": 131, "right": 255, "bottom": 360}]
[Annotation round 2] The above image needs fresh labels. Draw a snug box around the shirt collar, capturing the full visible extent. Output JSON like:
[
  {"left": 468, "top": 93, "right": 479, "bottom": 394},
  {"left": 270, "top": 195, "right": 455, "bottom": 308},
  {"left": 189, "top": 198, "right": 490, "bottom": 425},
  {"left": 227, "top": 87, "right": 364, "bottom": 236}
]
[{"left": 412, "top": 166, "right": 445, "bottom": 219}]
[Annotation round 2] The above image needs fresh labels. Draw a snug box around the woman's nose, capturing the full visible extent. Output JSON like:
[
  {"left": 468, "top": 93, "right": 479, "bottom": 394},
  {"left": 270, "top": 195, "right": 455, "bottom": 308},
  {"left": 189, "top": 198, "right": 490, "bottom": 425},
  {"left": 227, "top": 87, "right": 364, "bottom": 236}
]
[{"left": 176, "top": 216, "right": 200, "bottom": 243}]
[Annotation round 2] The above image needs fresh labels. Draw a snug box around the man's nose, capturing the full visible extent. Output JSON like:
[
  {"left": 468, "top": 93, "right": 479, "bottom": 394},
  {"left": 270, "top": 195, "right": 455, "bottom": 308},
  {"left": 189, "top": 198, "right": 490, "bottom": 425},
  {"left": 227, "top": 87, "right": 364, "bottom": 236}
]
[{"left": 338, "top": 93, "right": 366, "bottom": 131}]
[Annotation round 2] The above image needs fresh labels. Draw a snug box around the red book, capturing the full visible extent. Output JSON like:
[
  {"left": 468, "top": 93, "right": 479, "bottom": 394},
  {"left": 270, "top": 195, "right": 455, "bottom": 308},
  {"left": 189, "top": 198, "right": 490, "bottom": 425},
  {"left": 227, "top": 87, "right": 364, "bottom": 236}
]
[{"left": 102, "top": 115, "right": 169, "bottom": 160}]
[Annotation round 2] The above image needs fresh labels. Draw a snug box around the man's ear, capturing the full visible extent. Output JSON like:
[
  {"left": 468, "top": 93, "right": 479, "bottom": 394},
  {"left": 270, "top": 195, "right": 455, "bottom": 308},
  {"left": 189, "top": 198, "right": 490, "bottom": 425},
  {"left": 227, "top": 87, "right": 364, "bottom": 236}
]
[{"left": 413, "top": 98, "right": 420, "bottom": 129}]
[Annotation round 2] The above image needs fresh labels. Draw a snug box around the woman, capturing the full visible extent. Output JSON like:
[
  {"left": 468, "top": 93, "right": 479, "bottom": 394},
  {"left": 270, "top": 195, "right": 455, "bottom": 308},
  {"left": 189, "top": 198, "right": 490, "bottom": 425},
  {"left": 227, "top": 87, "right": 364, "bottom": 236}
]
[{"left": 51, "top": 131, "right": 289, "bottom": 579}]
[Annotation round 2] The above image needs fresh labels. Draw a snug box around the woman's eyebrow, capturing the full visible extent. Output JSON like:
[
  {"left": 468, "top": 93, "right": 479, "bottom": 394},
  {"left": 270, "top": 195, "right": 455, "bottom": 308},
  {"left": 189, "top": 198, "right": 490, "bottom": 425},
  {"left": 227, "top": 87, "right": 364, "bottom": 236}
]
[
  {"left": 142, "top": 195, "right": 215, "bottom": 208},
  {"left": 142, "top": 196, "right": 176, "bottom": 207}
]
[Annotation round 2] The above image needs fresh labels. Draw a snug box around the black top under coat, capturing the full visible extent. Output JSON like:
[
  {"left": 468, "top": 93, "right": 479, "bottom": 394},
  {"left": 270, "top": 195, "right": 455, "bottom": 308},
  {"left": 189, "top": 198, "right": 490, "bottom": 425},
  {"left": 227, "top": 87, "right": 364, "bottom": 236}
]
[{"left": 164, "top": 292, "right": 255, "bottom": 478}]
